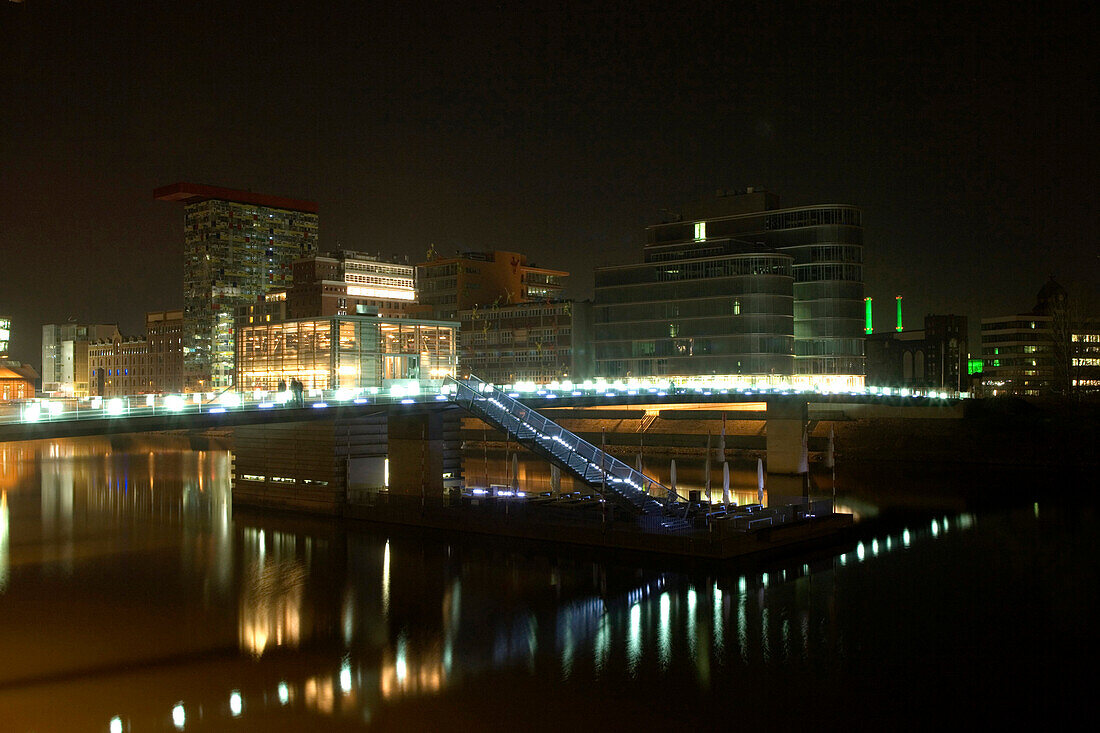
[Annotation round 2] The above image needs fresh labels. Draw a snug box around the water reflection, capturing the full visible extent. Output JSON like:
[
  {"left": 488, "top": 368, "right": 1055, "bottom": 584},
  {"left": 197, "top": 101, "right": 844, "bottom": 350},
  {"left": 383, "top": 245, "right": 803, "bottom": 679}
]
[
  {"left": 239, "top": 528, "right": 306, "bottom": 656},
  {"left": 0, "top": 437, "right": 1089, "bottom": 729}
]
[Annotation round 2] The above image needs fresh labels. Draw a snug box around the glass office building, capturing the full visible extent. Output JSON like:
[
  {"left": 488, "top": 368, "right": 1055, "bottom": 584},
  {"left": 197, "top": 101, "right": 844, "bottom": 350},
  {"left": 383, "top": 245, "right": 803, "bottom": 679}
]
[
  {"left": 235, "top": 315, "right": 458, "bottom": 392},
  {"left": 594, "top": 189, "right": 865, "bottom": 387},
  {"left": 594, "top": 249, "right": 794, "bottom": 378}
]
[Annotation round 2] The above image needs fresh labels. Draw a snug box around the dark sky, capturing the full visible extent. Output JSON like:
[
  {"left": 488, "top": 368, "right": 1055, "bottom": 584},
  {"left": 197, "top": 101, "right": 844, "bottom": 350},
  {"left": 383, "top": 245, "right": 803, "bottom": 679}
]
[{"left": 2, "top": 0, "right": 1096, "bottom": 366}]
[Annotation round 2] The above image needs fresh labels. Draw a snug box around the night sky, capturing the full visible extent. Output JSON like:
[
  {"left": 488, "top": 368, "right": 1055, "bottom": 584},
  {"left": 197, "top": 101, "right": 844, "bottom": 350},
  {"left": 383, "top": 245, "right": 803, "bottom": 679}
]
[{"left": 2, "top": 0, "right": 1096, "bottom": 366}]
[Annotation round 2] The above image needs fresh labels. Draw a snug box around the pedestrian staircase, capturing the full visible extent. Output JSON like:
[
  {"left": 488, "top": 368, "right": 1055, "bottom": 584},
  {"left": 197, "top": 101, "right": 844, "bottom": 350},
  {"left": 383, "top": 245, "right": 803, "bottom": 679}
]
[{"left": 448, "top": 375, "right": 690, "bottom": 528}]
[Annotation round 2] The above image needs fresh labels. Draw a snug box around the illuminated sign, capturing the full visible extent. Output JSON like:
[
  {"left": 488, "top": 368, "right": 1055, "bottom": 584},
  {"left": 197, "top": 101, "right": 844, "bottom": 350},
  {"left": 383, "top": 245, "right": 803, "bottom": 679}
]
[{"left": 346, "top": 286, "right": 416, "bottom": 300}]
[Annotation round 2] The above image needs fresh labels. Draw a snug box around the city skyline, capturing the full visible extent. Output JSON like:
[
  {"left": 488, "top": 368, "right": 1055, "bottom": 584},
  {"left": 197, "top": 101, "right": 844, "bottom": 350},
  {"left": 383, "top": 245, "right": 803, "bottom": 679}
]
[{"left": 2, "top": 1, "right": 1096, "bottom": 365}]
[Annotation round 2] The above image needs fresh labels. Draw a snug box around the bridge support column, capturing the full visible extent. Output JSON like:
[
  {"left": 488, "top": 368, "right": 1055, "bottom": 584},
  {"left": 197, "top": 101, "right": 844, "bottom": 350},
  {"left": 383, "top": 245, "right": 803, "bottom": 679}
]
[
  {"left": 765, "top": 398, "right": 808, "bottom": 474},
  {"left": 387, "top": 408, "right": 445, "bottom": 498}
]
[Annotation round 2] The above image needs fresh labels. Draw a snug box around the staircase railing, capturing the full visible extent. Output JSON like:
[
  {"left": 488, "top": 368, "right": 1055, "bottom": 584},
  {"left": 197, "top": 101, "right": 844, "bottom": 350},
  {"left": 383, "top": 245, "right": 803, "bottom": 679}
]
[{"left": 448, "top": 375, "right": 689, "bottom": 519}]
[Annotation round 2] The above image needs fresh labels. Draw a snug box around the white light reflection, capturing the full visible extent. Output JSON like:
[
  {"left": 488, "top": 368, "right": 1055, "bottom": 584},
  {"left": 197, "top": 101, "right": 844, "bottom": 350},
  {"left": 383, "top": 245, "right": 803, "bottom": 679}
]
[
  {"left": 687, "top": 587, "right": 697, "bottom": 661},
  {"left": 856, "top": 542, "right": 866, "bottom": 561},
  {"left": 713, "top": 584, "right": 723, "bottom": 651},
  {"left": 340, "top": 662, "right": 352, "bottom": 694},
  {"left": 396, "top": 633, "right": 407, "bottom": 683},
  {"left": 278, "top": 682, "right": 289, "bottom": 705},
  {"left": 594, "top": 615, "right": 610, "bottom": 672},
  {"left": 931, "top": 519, "right": 940, "bottom": 537},
  {"left": 382, "top": 540, "right": 391, "bottom": 620},
  {"left": 0, "top": 491, "right": 8, "bottom": 591},
  {"left": 658, "top": 592, "right": 671, "bottom": 670},
  {"left": 628, "top": 603, "right": 641, "bottom": 673},
  {"left": 172, "top": 703, "right": 185, "bottom": 729},
  {"left": 903, "top": 528, "right": 911, "bottom": 547},
  {"left": 109, "top": 716, "right": 123, "bottom": 733},
  {"left": 229, "top": 690, "right": 242, "bottom": 717}
]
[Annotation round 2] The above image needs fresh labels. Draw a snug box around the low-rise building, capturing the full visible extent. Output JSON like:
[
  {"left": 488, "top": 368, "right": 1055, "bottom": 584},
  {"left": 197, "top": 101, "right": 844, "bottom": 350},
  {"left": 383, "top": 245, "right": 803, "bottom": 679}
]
[
  {"left": 865, "top": 314, "right": 968, "bottom": 392},
  {"left": 288, "top": 251, "right": 421, "bottom": 319},
  {"left": 235, "top": 314, "right": 459, "bottom": 392},
  {"left": 87, "top": 311, "right": 185, "bottom": 397},
  {"left": 41, "top": 322, "right": 120, "bottom": 395},
  {"left": 417, "top": 250, "right": 567, "bottom": 321},
  {"left": 458, "top": 300, "right": 593, "bottom": 384},
  {"left": 0, "top": 362, "right": 37, "bottom": 401},
  {"left": 979, "top": 278, "right": 1098, "bottom": 396}
]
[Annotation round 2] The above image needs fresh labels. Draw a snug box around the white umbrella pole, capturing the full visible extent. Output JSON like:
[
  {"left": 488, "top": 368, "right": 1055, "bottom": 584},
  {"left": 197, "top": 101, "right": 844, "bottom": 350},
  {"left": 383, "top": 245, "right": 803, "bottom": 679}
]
[{"left": 722, "top": 461, "right": 731, "bottom": 506}]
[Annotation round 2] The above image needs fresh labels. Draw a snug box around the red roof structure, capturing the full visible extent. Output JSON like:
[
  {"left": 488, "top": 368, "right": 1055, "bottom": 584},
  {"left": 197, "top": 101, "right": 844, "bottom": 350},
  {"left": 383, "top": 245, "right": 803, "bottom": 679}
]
[{"left": 154, "top": 182, "right": 318, "bottom": 214}]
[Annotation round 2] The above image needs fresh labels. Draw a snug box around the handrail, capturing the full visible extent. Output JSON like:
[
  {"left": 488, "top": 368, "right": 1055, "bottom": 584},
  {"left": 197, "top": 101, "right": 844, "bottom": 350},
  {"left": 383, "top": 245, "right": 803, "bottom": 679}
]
[{"left": 447, "top": 374, "right": 689, "bottom": 513}]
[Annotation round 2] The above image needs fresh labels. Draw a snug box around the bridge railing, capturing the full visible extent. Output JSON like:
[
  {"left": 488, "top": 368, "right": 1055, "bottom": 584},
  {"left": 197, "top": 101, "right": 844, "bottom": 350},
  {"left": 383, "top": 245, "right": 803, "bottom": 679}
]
[
  {"left": 1, "top": 382, "right": 451, "bottom": 427},
  {"left": 449, "top": 374, "right": 690, "bottom": 513}
]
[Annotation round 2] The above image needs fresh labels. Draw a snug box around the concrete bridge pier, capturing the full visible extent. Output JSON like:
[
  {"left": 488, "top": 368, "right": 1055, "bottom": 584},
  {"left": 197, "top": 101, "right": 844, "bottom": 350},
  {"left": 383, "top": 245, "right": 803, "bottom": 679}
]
[
  {"left": 765, "top": 397, "right": 808, "bottom": 475},
  {"left": 233, "top": 404, "right": 463, "bottom": 516}
]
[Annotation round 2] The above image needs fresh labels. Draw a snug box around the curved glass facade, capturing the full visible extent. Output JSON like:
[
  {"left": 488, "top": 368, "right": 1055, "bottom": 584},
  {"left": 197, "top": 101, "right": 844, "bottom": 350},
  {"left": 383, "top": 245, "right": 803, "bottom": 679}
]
[
  {"left": 593, "top": 252, "right": 794, "bottom": 378},
  {"left": 641, "top": 200, "right": 865, "bottom": 378}
]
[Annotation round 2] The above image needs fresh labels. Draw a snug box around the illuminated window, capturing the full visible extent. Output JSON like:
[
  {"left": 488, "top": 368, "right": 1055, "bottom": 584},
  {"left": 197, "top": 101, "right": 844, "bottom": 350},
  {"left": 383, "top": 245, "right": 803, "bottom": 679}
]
[
  {"left": 694, "top": 222, "right": 706, "bottom": 241},
  {"left": 733, "top": 299, "right": 741, "bottom": 315}
]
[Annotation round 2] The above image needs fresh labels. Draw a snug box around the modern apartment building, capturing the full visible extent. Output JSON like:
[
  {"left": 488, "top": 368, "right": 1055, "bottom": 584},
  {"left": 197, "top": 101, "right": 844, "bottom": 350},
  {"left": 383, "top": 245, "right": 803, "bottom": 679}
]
[
  {"left": 287, "top": 251, "right": 418, "bottom": 319},
  {"left": 458, "top": 300, "right": 593, "bottom": 384},
  {"left": 155, "top": 182, "right": 319, "bottom": 391},
  {"left": 416, "top": 250, "right": 567, "bottom": 321},
  {"left": 41, "top": 322, "right": 120, "bottom": 395}
]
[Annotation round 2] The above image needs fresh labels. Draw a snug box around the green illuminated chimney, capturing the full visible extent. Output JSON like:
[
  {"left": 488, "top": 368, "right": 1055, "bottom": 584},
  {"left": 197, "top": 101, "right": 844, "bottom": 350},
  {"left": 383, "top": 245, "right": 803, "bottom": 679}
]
[
  {"left": 864, "top": 297, "right": 873, "bottom": 334},
  {"left": 896, "top": 296, "right": 903, "bottom": 332}
]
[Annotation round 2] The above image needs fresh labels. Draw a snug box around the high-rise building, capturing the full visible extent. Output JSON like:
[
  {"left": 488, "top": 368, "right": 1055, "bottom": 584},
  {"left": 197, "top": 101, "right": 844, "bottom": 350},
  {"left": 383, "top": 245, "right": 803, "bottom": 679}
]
[
  {"left": 594, "top": 188, "right": 865, "bottom": 388},
  {"left": 155, "top": 182, "right": 319, "bottom": 391},
  {"left": 416, "top": 250, "right": 567, "bottom": 321},
  {"left": 287, "top": 251, "right": 418, "bottom": 319},
  {"left": 41, "top": 322, "right": 121, "bottom": 395}
]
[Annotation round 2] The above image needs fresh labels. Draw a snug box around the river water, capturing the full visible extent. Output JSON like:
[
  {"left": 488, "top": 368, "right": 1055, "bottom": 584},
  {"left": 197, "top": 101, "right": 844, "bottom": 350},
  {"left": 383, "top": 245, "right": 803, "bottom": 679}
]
[{"left": 0, "top": 436, "right": 1093, "bottom": 730}]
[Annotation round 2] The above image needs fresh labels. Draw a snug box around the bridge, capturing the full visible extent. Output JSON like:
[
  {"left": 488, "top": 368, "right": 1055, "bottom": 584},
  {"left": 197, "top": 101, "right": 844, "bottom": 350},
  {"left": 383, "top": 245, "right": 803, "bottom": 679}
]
[{"left": 1, "top": 379, "right": 960, "bottom": 444}]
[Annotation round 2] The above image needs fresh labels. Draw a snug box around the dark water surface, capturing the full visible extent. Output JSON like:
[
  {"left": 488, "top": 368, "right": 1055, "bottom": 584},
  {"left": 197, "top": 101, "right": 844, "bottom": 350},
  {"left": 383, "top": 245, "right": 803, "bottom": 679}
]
[{"left": 0, "top": 437, "right": 1094, "bottom": 731}]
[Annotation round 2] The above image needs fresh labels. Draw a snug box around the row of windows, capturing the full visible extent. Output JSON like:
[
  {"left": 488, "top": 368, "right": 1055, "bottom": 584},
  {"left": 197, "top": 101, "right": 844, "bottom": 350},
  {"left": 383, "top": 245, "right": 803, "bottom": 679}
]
[
  {"left": 765, "top": 208, "right": 862, "bottom": 230},
  {"left": 596, "top": 277, "right": 793, "bottom": 304},
  {"left": 597, "top": 258, "right": 791, "bottom": 287},
  {"left": 596, "top": 335, "right": 795, "bottom": 359},
  {"left": 981, "top": 320, "right": 1049, "bottom": 330},
  {"left": 596, "top": 354, "right": 794, "bottom": 377},
  {"left": 594, "top": 316, "right": 793, "bottom": 341},
  {"left": 793, "top": 263, "right": 863, "bottom": 283},
  {"left": 793, "top": 338, "right": 865, "bottom": 356},
  {"left": 596, "top": 295, "right": 792, "bottom": 324},
  {"left": 344, "top": 273, "right": 415, "bottom": 288}
]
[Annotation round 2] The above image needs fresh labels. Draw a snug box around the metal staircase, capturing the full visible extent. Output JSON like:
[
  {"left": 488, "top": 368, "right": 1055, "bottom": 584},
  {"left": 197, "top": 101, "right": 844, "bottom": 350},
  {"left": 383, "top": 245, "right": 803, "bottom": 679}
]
[{"left": 448, "top": 376, "right": 690, "bottom": 528}]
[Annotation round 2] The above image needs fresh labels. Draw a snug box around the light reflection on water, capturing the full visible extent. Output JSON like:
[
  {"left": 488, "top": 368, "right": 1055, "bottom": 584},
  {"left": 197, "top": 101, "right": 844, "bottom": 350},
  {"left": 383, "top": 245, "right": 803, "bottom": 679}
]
[{"left": 0, "top": 437, "right": 1091, "bottom": 729}]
